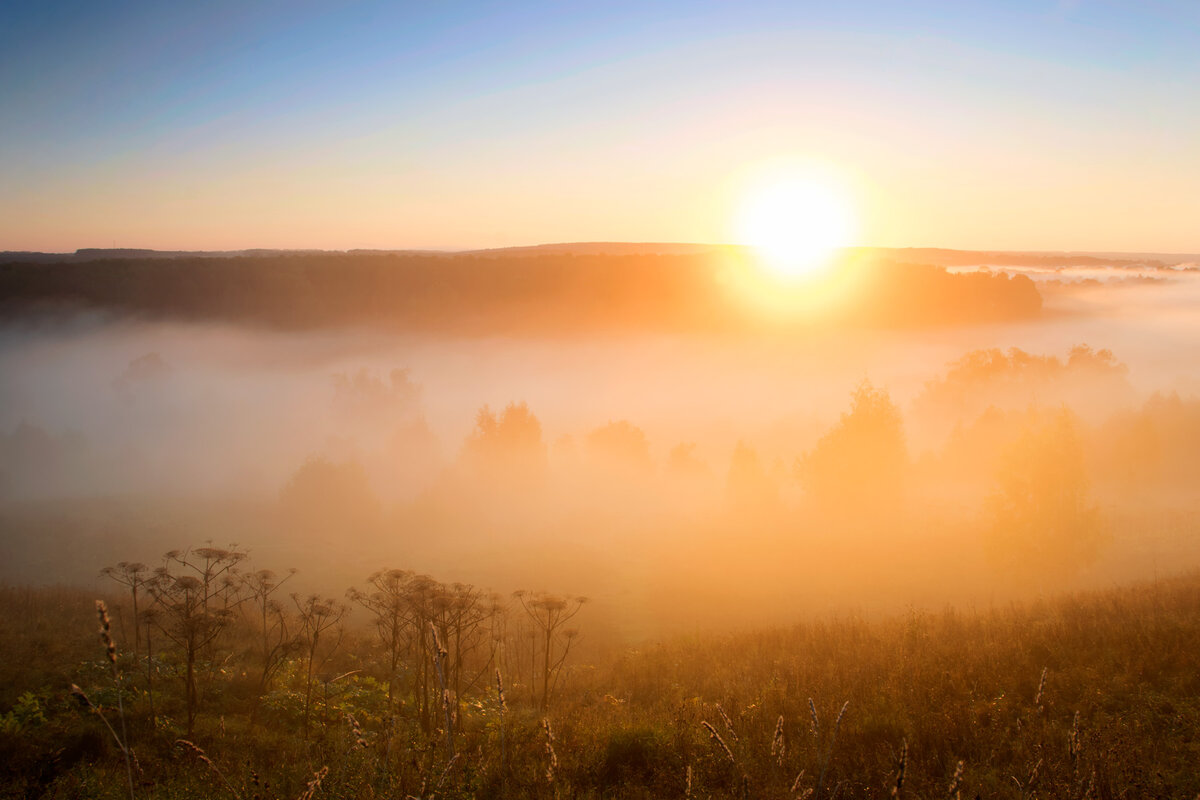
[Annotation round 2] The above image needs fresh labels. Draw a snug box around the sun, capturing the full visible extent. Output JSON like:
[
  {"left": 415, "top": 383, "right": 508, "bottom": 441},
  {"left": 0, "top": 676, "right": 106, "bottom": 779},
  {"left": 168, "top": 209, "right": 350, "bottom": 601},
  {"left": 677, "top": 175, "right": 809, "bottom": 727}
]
[{"left": 735, "top": 167, "right": 858, "bottom": 280}]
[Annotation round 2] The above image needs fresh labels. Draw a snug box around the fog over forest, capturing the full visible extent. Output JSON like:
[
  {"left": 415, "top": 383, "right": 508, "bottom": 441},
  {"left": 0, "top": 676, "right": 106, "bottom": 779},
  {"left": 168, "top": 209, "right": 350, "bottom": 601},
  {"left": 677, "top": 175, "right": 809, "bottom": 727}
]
[{"left": 3, "top": 246, "right": 1200, "bottom": 641}]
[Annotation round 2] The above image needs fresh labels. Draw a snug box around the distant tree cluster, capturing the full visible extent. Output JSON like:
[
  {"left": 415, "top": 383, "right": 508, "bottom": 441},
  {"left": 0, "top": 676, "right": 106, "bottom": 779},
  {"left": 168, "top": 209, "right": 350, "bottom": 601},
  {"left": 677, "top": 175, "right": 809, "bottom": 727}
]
[
  {"left": 849, "top": 261, "right": 1042, "bottom": 326},
  {"left": 913, "top": 345, "right": 1132, "bottom": 430},
  {"left": 271, "top": 352, "right": 1126, "bottom": 582},
  {"left": 462, "top": 401, "right": 548, "bottom": 484},
  {"left": 982, "top": 410, "right": 1105, "bottom": 572},
  {"left": 796, "top": 381, "right": 907, "bottom": 515}
]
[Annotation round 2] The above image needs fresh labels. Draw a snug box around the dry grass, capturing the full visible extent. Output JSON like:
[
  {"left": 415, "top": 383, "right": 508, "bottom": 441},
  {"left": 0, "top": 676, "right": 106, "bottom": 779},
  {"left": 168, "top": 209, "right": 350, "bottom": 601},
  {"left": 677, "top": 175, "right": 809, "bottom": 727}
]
[{"left": 2, "top": 572, "right": 1200, "bottom": 797}]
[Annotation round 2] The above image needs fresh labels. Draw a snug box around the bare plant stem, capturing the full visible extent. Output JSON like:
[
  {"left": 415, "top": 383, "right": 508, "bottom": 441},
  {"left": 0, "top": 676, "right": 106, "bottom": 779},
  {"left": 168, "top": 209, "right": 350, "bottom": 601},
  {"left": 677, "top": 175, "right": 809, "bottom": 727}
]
[
  {"left": 71, "top": 684, "right": 135, "bottom": 800},
  {"left": 94, "top": 601, "right": 136, "bottom": 800},
  {"left": 431, "top": 622, "right": 455, "bottom": 760},
  {"left": 816, "top": 700, "right": 849, "bottom": 799}
]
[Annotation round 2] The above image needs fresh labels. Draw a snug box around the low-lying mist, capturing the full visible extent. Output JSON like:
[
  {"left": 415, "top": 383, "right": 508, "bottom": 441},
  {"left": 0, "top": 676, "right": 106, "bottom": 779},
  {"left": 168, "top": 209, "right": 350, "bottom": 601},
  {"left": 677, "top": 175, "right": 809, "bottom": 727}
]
[{"left": 3, "top": 253, "right": 1200, "bottom": 643}]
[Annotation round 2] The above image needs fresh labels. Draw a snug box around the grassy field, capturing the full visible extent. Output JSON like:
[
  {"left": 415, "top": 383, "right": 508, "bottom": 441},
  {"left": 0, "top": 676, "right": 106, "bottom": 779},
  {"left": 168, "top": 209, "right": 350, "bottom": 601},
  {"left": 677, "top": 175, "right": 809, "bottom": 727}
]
[{"left": 2, "top": 569, "right": 1199, "bottom": 799}]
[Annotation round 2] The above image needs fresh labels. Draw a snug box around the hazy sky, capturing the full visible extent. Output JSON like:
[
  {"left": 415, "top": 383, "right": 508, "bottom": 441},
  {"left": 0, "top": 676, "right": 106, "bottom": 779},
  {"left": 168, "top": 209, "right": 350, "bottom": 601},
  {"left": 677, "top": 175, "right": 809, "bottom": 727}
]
[{"left": 2, "top": 1, "right": 1198, "bottom": 252}]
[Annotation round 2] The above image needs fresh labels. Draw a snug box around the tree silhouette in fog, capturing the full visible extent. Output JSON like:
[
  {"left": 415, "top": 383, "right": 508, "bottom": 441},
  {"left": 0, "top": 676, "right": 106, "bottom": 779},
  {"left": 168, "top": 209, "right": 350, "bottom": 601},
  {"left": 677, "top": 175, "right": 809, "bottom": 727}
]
[
  {"left": 797, "top": 381, "right": 906, "bottom": 514},
  {"left": 331, "top": 367, "right": 422, "bottom": 420},
  {"left": 586, "top": 420, "right": 652, "bottom": 472},
  {"left": 1091, "top": 391, "right": 1200, "bottom": 491},
  {"left": 279, "top": 456, "right": 380, "bottom": 542},
  {"left": 984, "top": 409, "right": 1104, "bottom": 577},
  {"left": 463, "top": 402, "right": 547, "bottom": 482},
  {"left": 667, "top": 442, "right": 710, "bottom": 479},
  {"left": 726, "top": 441, "right": 779, "bottom": 511},
  {"left": 912, "top": 345, "right": 1133, "bottom": 441}
]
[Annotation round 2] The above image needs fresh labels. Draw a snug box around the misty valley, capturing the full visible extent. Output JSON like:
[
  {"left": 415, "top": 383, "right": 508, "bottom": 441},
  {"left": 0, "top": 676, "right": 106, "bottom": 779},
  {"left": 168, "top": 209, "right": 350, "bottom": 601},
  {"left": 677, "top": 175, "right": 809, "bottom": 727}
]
[
  {"left": 2, "top": 247, "right": 1200, "bottom": 797},
  {"left": 7, "top": 0, "right": 1200, "bottom": 795}
]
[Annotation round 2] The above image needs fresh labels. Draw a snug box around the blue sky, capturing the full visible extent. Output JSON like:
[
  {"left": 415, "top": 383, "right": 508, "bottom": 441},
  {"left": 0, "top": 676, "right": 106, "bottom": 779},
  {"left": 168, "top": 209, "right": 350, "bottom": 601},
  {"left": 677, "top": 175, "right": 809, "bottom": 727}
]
[{"left": 2, "top": 0, "right": 1198, "bottom": 251}]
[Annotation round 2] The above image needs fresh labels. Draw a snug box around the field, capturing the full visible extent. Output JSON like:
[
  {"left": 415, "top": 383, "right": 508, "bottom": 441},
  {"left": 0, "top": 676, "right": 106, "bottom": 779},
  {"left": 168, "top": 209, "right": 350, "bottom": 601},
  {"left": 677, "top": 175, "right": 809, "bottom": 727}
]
[{"left": 3, "top": 567, "right": 1199, "bottom": 799}]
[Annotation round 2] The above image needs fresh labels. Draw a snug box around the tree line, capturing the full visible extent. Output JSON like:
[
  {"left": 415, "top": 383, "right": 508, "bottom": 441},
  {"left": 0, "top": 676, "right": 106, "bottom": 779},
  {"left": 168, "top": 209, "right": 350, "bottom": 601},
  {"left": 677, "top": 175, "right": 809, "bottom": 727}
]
[{"left": 0, "top": 251, "right": 1041, "bottom": 331}]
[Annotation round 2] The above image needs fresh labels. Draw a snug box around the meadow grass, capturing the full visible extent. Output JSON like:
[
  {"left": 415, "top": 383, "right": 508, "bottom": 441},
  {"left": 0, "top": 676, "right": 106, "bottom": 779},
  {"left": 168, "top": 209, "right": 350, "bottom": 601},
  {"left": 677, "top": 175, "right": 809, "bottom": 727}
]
[{"left": 2, "top": 573, "right": 1199, "bottom": 798}]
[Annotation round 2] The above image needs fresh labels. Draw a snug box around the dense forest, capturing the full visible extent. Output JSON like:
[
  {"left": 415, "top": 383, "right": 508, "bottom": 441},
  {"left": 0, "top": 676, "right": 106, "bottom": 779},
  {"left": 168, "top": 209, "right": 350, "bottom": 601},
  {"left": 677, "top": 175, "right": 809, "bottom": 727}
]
[{"left": 0, "top": 250, "right": 1041, "bottom": 332}]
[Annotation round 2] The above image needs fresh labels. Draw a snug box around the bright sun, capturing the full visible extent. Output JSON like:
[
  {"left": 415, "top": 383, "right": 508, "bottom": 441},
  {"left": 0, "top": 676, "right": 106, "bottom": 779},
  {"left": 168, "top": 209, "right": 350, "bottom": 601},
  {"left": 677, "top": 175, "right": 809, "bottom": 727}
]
[{"left": 735, "top": 168, "right": 857, "bottom": 280}]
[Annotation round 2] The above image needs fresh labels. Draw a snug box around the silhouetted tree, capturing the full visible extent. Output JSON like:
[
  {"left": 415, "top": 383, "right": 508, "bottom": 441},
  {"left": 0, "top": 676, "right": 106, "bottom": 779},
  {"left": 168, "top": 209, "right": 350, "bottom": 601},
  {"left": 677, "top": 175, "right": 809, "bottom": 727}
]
[
  {"left": 726, "top": 441, "right": 779, "bottom": 511},
  {"left": 667, "top": 442, "right": 711, "bottom": 479},
  {"left": 798, "top": 381, "right": 906, "bottom": 514},
  {"left": 912, "top": 345, "right": 1133, "bottom": 441},
  {"left": 984, "top": 409, "right": 1105, "bottom": 577},
  {"left": 586, "top": 420, "right": 652, "bottom": 471},
  {"left": 279, "top": 456, "right": 380, "bottom": 542},
  {"left": 463, "top": 402, "right": 547, "bottom": 482},
  {"left": 331, "top": 367, "right": 421, "bottom": 419}
]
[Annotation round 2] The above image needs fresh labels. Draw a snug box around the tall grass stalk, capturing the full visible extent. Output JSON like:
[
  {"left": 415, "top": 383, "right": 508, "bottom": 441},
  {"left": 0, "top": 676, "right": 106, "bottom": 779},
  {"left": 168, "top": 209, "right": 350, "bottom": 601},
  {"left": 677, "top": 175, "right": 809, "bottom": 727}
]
[
  {"left": 430, "top": 623, "right": 455, "bottom": 760},
  {"left": 815, "top": 700, "right": 849, "bottom": 798},
  {"left": 95, "top": 600, "right": 135, "bottom": 800},
  {"left": 175, "top": 739, "right": 242, "bottom": 799},
  {"left": 495, "top": 668, "right": 507, "bottom": 768}
]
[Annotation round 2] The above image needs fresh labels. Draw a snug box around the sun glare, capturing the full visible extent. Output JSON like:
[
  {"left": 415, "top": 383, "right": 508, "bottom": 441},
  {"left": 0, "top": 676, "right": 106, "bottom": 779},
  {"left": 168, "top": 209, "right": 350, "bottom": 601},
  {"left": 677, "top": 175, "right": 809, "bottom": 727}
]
[{"left": 735, "top": 168, "right": 857, "bottom": 280}]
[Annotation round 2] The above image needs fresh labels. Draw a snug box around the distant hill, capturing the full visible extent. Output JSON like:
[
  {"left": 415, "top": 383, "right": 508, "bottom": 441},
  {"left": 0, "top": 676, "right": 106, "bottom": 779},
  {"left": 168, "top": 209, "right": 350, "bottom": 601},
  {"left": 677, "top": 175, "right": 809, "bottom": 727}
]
[
  {"left": 866, "top": 247, "right": 1199, "bottom": 269},
  {"left": 0, "top": 246, "right": 1047, "bottom": 333},
  {"left": 461, "top": 242, "right": 728, "bottom": 257},
  {"left": 3, "top": 244, "right": 1195, "bottom": 267},
  {"left": 0, "top": 243, "right": 719, "bottom": 263},
  {"left": 477, "top": 243, "right": 1200, "bottom": 267},
  {"left": 0, "top": 247, "right": 444, "bottom": 263}
]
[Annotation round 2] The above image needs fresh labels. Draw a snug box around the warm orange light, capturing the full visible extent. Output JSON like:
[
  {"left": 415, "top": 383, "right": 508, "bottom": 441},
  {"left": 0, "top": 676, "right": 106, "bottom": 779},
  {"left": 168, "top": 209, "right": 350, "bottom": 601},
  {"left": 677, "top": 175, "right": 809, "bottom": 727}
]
[{"left": 734, "top": 165, "right": 857, "bottom": 280}]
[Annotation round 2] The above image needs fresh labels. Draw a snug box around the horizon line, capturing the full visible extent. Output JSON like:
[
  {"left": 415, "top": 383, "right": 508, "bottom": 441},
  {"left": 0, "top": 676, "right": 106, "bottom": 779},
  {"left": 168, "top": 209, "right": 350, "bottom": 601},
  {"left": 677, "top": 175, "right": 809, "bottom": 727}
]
[{"left": 4, "top": 242, "right": 1200, "bottom": 259}]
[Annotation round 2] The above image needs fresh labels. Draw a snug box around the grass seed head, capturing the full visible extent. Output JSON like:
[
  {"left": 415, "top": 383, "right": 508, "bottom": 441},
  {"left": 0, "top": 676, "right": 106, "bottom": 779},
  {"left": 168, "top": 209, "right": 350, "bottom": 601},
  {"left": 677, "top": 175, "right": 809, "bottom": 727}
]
[
  {"left": 890, "top": 739, "right": 908, "bottom": 798},
  {"left": 702, "top": 720, "right": 737, "bottom": 766},
  {"left": 495, "top": 668, "right": 507, "bottom": 713},
  {"left": 716, "top": 703, "right": 739, "bottom": 742},
  {"left": 1034, "top": 666, "right": 1048, "bottom": 709},
  {"left": 771, "top": 715, "right": 786, "bottom": 765},
  {"left": 543, "top": 718, "right": 558, "bottom": 783},
  {"left": 790, "top": 769, "right": 806, "bottom": 794},
  {"left": 96, "top": 600, "right": 117, "bottom": 665},
  {"left": 296, "top": 766, "right": 328, "bottom": 800},
  {"left": 947, "top": 760, "right": 964, "bottom": 800}
]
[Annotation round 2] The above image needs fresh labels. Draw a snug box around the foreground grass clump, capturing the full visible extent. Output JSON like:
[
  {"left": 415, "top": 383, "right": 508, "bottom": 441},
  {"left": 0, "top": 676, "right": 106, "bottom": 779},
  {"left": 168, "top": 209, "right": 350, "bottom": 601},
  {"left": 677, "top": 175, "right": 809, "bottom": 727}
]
[{"left": 2, "top": 573, "right": 1200, "bottom": 798}]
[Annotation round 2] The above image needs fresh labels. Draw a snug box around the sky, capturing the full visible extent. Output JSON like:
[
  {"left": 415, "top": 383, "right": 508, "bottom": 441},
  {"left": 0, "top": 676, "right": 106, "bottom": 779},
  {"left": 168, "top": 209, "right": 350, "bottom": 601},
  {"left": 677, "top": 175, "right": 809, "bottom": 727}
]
[{"left": 1, "top": 0, "right": 1198, "bottom": 253}]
